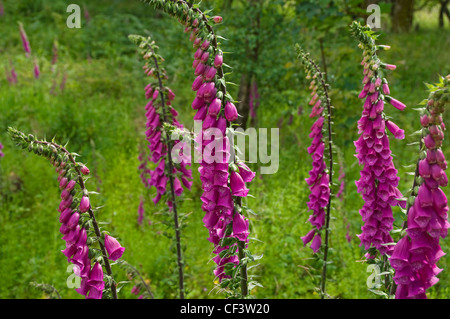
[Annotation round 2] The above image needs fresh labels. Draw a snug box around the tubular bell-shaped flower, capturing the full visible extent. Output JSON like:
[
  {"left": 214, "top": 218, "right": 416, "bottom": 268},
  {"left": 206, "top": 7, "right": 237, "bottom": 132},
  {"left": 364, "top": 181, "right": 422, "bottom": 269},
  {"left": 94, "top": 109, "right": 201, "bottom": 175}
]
[
  {"left": 350, "top": 21, "right": 407, "bottom": 258},
  {"left": 390, "top": 75, "right": 450, "bottom": 299},
  {"left": 142, "top": 0, "right": 259, "bottom": 297},
  {"left": 8, "top": 127, "right": 124, "bottom": 299}
]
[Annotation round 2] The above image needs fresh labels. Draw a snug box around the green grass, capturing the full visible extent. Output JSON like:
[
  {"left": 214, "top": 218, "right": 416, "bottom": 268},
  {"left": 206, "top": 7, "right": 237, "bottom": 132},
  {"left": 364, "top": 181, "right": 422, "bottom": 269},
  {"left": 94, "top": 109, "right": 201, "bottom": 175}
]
[{"left": 0, "top": 0, "right": 449, "bottom": 299}]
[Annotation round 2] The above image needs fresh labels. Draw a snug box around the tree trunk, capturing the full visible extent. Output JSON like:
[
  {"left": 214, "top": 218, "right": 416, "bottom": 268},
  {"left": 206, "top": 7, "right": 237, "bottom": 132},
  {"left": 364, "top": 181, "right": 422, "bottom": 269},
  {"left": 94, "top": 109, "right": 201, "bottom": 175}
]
[
  {"left": 391, "top": 0, "right": 415, "bottom": 33},
  {"left": 439, "top": 0, "right": 450, "bottom": 28},
  {"left": 236, "top": 72, "right": 252, "bottom": 129}
]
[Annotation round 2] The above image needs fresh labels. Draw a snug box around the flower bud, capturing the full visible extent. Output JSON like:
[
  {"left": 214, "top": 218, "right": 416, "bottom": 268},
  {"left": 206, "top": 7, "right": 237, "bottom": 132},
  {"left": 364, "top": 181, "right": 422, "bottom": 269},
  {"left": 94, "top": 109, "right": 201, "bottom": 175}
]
[
  {"left": 80, "top": 165, "right": 90, "bottom": 175},
  {"left": 204, "top": 67, "right": 217, "bottom": 82},
  {"left": 201, "top": 39, "right": 210, "bottom": 51},
  {"left": 79, "top": 196, "right": 90, "bottom": 213},
  {"left": 214, "top": 54, "right": 223, "bottom": 68},
  {"left": 212, "top": 16, "right": 223, "bottom": 23},
  {"left": 208, "top": 98, "right": 222, "bottom": 116}
]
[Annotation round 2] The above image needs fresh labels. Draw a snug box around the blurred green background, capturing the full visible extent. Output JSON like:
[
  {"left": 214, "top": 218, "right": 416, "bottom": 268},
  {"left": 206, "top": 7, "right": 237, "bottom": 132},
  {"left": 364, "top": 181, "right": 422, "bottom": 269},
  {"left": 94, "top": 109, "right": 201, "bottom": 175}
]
[{"left": 0, "top": 0, "right": 449, "bottom": 299}]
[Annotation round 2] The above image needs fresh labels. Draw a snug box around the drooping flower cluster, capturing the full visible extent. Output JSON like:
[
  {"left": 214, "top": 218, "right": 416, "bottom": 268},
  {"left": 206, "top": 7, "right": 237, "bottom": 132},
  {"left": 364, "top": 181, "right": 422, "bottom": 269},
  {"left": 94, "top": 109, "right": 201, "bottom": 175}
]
[
  {"left": 8, "top": 128, "right": 125, "bottom": 299},
  {"left": 297, "top": 45, "right": 331, "bottom": 253},
  {"left": 351, "top": 21, "right": 406, "bottom": 257},
  {"left": 390, "top": 75, "right": 450, "bottom": 299},
  {"left": 131, "top": 35, "right": 193, "bottom": 209}
]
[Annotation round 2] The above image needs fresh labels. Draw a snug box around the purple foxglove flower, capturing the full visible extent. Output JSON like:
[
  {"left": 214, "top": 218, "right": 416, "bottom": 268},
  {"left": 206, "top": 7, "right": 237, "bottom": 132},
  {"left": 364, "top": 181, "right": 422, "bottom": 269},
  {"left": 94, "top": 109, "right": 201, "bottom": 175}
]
[
  {"left": 194, "top": 47, "right": 203, "bottom": 60},
  {"left": 386, "top": 120, "right": 405, "bottom": 139},
  {"left": 131, "top": 285, "right": 141, "bottom": 295},
  {"left": 173, "top": 177, "right": 184, "bottom": 196},
  {"left": 237, "top": 162, "right": 255, "bottom": 183},
  {"left": 230, "top": 171, "right": 249, "bottom": 197},
  {"left": 86, "top": 287, "right": 102, "bottom": 299},
  {"left": 75, "top": 277, "right": 90, "bottom": 296},
  {"left": 301, "top": 229, "right": 315, "bottom": 246},
  {"left": 424, "top": 134, "right": 436, "bottom": 149},
  {"left": 204, "top": 67, "right": 217, "bottom": 81},
  {"left": 389, "top": 236, "right": 411, "bottom": 270},
  {"left": 200, "top": 40, "right": 210, "bottom": 50},
  {"left": 87, "top": 262, "right": 105, "bottom": 291},
  {"left": 192, "top": 59, "right": 201, "bottom": 69},
  {"left": 167, "top": 88, "right": 175, "bottom": 101},
  {"left": 65, "top": 211, "right": 80, "bottom": 230},
  {"left": 388, "top": 97, "right": 406, "bottom": 111},
  {"left": 66, "top": 180, "right": 76, "bottom": 192},
  {"left": 104, "top": 233, "right": 125, "bottom": 261},
  {"left": 194, "top": 105, "right": 207, "bottom": 120},
  {"left": 194, "top": 62, "right": 207, "bottom": 76},
  {"left": 382, "top": 83, "right": 390, "bottom": 95},
  {"left": 208, "top": 98, "right": 221, "bottom": 116},
  {"left": 224, "top": 101, "right": 238, "bottom": 122},
  {"left": 214, "top": 55, "right": 223, "bottom": 68},
  {"left": 59, "top": 177, "right": 68, "bottom": 189},
  {"left": 232, "top": 212, "right": 249, "bottom": 242},
  {"left": 200, "top": 51, "right": 210, "bottom": 62},
  {"left": 61, "top": 243, "right": 77, "bottom": 259},
  {"left": 384, "top": 64, "right": 397, "bottom": 70},
  {"left": 192, "top": 75, "right": 203, "bottom": 91},
  {"left": 59, "top": 208, "right": 73, "bottom": 224},
  {"left": 79, "top": 196, "right": 90, "bottom": 212},
  {"left": 61, "top": 189, "right": 71, "bottom": 200},
  {"left": 310, "top": 233, "right": 322, "bottom": 253}
]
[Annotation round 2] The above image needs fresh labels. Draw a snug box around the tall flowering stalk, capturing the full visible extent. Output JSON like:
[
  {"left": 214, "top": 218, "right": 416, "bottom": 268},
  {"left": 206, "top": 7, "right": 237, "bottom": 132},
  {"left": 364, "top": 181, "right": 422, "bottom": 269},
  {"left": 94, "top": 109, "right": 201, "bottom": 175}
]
[
  {"left": 33, "top": 58, "right": 40, "bottom": 79},
  {"left": 143, "top": 0, "right": 259, "bottom": 297},
  {"left": 130, "top": 34, "right": 192, "bottom": 299},
  {"left": 6, "top": 60, "right": 18, "bottom": 84},
  {"left": 296, "top": 44, "right": 334, "bottom": 298},
  {"left": 8, "top": 127, "right": 125, "bottom": 299},
  {"left": 18, "top": 22, "right": 31, "bottom": 58},
  {"left": 350, "top": 21, "right": 407, "bottom": 259},
  {"left": 389, "top": 75, "right": 450, "bottom": 299}
]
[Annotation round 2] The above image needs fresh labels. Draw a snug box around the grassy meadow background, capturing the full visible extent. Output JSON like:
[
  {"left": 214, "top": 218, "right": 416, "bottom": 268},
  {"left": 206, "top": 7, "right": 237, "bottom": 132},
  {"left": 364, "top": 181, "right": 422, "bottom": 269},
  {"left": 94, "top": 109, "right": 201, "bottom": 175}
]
[{"left": 0, "top": 0, "right": 449, "bottom": 299}]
